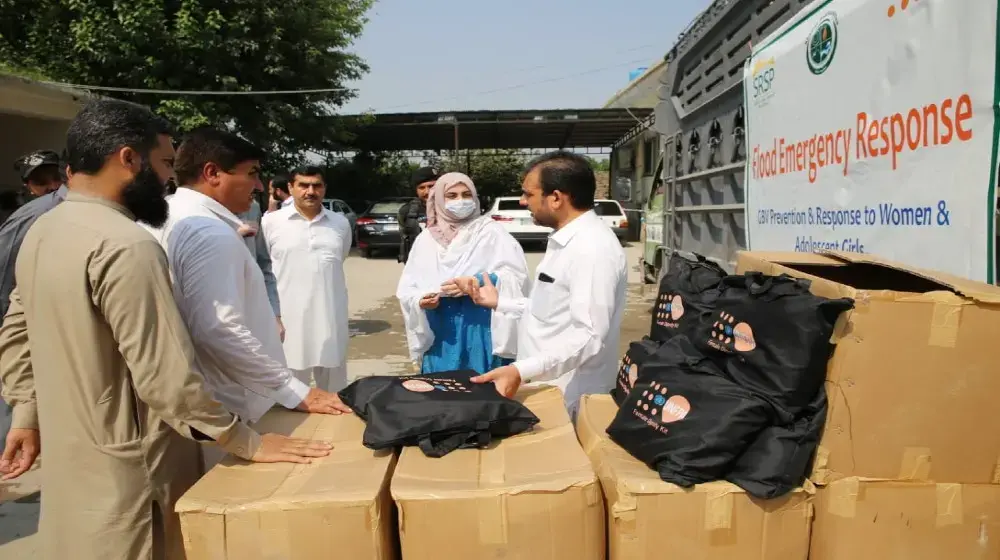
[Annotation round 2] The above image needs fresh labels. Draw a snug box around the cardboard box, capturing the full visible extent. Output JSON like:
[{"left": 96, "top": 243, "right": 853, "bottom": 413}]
[
  {"left": 390, "top": 386, "right": 605, "bottom": 560},
  {"left": 737, "top": 251, "right": 1000, "bottom": 484},
  {"left": 575, "top": 394, "right": 813, "bottom": 560},
  {"left": 175, "top": 410, "right": 398, "bottom": 560},
  {"left": 811, "top": 478, "right": 1000, "bottom": 559}
]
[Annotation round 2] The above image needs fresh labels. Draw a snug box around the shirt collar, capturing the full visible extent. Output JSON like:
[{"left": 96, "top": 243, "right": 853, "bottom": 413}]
[
  {"left": 65, "top": 191, "right": 135, "bottom": 221},
  {"left": 173, "top": 187, "right": 243, "bottom": 230},
  {"left": 281, "top": 197, "right": 293, "bottom": 207},
  {"left": 54, "top": 184, "right": 68, "bottom": 201},
  {"left": 549, "top": 209, "right": 598, "bottom": 247},
  {"left": 285, "top": 204, "right": 329, "bottom": 223}
]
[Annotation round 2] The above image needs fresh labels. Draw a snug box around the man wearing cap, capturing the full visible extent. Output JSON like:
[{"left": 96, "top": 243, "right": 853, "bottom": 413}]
[
  {"left": 15, "top": 150, "right": 63, "bottom": 200},
  {"left": 0, "top": 151, "right": 69, "bottom": 451},
  {"left": 397, "top": 166, "right": 439, "bottom": 263}
]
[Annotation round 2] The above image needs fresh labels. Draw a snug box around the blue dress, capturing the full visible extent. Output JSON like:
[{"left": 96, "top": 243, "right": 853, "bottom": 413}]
[{"left": 420, "top": 273, "right": 515, "bottom": 375}]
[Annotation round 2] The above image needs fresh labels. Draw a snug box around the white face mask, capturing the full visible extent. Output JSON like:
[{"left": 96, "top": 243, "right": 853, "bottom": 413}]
[{"left": 445, "top": 198, "right": 477, "bottom": 219}]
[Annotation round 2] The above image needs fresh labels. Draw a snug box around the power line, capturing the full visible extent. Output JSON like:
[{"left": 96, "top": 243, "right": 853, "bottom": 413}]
[{"left": 32, "top": 82, "right": 354, "bottom": 95}]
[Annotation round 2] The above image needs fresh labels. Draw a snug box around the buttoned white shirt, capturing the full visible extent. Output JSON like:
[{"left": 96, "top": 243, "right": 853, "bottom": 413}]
[
  {"left": 145, "top": 188, "right": 310, "bottom": 423},
  {"left": 496, "top": 210, "right": 627, "bottom": 413},
  {"left": 262, "top": 204, "right": 352, "bottom": 370}
]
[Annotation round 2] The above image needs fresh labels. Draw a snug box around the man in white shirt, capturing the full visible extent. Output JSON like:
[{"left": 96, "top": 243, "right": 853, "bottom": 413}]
[
  {"left": 146, "top": 128, "right": 350, "bottom": 460},
  {"left": 262, "top": 166, "right": 353, "bottom": 393},
  {"left": 237, "top": 198, "right": 284, "bottom": 340},
  {"left": 465, "top": 151, "right": 627, "bottom": 416}
]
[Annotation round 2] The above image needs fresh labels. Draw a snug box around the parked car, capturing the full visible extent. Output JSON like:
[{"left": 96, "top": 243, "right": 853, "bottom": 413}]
[
  {"left": 355, "top": 197, "right": 415, "bottom": 258},
  {"left": 487, "top": 196, "right": 552, "bottom": 244},
  {"left": 488, "top": 196, "right": 629, "bottom": 245},
  {"left": 322, "top": 198, "right": 357, "bottom": 231},
  {"left": 593, "top": 199, "right": 629, "bottom": 243}
]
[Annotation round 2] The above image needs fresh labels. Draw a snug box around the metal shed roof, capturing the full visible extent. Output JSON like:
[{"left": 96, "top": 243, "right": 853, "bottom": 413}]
[{"left": 338, "top": 108, "right": 654, "bottom": 151}]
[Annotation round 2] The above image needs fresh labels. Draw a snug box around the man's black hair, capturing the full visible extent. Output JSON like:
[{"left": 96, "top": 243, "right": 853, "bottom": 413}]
[
  {"left": 174, "top": 127, "right": 265, "bottom": 186},
  {"left": 271, "top": 174, "right": 290, "bottom": 194},
  {"left": 290, "top": 165, "right": 325, "bottom": 183},
  {"left": 65, "top": 99, "right": 173, "bottom": 175},
  {"left": 524, "top": 150, "right": 596, "bottom": 210}
]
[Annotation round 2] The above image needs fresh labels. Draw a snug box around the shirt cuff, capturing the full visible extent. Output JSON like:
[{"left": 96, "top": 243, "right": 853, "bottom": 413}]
[
  {"left": 11, "top": 402, "right": 38, "bottom": 430},
  {"left": 216, "top": 420, "right": 262, "bottom": 461},
  {"left": 495, "top": 294, "right": 521, "bottom": 315},
  {"left": 512, "top": 357, "right": 545, "bottom": 382},
  {"left": 274, "top": 375, "right": 311, "bottom": 410}
]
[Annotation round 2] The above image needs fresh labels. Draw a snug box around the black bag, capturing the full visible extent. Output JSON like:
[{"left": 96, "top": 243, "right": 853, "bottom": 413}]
[
  {"left": 609, "top": 337, "right": 662, "bottom": 406},
  {"left": 606, "top": 336, "right": 772, "bottom": 488},
  {"left": 338, "top": 370, "right": 540, "bottom": 457},
  {"left": 692, "top": 272, "right": 853, "bottom": 418},
  {"left": 726, "top": 386, "right": 828, "bottom": 499},
  {"left": 649, "top": 253, "right": 726, "bottom": 342}
]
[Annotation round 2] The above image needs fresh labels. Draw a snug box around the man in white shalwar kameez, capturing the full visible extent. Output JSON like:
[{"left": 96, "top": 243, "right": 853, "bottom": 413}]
[{"left": 262, "top": 166, "right": 352, "bottom": 392}]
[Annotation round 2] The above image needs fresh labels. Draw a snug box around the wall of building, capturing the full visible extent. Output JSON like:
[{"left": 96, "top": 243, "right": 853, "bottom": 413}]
[{"left": 0, "top": 75, "right": 87, "bottom": 191}]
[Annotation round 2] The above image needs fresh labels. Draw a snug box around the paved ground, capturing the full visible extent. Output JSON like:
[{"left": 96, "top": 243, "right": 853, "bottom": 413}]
[{"left": 0, "top": 241, "right": 650, "bottom": 557}]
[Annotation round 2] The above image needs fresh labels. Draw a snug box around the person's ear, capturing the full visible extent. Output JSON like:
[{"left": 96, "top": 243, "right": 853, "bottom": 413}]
[
  {"left": 203, "top": 162, "right": 222, "bottom": 185},
  {"left": 118, "top": 147, "right": 142, "bottom": 174}
]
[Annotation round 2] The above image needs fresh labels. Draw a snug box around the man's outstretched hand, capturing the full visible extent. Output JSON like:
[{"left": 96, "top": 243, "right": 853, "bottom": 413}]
[
  {"left": 470, "top": 364, "right": 522, "bottom": 398},
  {"left": 469, "top": 273, "right": 500, "bottom": 310},
  {"left": 0, "top": 428, "right": 40, "bottom": 481},
  {"left": 250, "top": 434, "right": 333, "bottom": 464},
  {"left": 296, "top": 388, "right": 353, "bottom": 415}
]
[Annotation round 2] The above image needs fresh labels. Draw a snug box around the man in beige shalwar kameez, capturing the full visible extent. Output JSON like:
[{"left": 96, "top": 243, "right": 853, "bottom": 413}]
[{"left": 0, "top": 99, "right": 332, "bottom": 560}]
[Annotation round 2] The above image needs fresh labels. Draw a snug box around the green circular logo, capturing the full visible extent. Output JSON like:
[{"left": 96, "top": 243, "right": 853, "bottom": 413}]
[{"left": 807, "top": 13, "right": 838, "bottom": 75}]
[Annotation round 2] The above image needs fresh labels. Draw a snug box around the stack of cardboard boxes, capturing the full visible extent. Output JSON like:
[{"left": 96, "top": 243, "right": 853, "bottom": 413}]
[
  {"left": 574, "top": 250, "right": 1000, "bottom": 559},
  {"left": 738, "top": 251, "right": 1000, "bottom": 559},
  {"left": 175, "top": 250, "right": 1000, "bottom": 559},
  {"left": 176, "top": 386, "right": 605, "bottom": 560}
]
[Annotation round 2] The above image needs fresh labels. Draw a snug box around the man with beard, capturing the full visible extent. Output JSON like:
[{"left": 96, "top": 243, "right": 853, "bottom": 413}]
[
  {"left": 146, "top": 128, "right": 351, "bottom": 469},
  {"left": 397, "top": 166, "right": 439, "bottom": 263},
  {"left": 0, "top": 99, "right": 332, "bottom": 560},
  {"left": 265, "top": 174, "right": 292, "bottom": 213},
  {"left": 464, "top": 151, "right": 627, "bottom": 417},
  {"left": 262, "top": 166, "right": 352, "bottom": 393}
]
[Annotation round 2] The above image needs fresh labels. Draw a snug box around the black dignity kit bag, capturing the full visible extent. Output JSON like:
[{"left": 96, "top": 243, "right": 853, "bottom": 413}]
[
  {"left": 649, "top": 253, "right": 726, "bottom": 342},
  {"left": 606, "top": 335, "right": 772, "bottom": 488},
  {"left": 692, "top": 272, "right": 854, "bottom": 418},
  {"left": 609, "top": 337, "right": 662, "bottom": 406},
  {"left": 338, "top": 370, "right": 540, "bottom": 458}
]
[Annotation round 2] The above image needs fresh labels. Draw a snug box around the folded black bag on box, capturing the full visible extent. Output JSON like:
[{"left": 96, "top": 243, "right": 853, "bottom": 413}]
[
  {"left": 606, "top": 336, "right": 772, "bottom": 487},
  {"left": 726, "top": 387, "right": 828, "bottom": 499},
  {"left": 692, "top": 272, "right": 853, "bottom": 418},
  {"left": 609, "top": 337, "right": 662, "bottom": 406},
  {"left": 338, "top": 370, "right": 540, "bottom": 457},
  {"left": 649, "top": 253, "right": 726, "bottom": 342}
]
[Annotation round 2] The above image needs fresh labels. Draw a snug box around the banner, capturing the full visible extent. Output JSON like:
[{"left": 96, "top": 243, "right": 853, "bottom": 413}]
[{"left": 744, "top": 0, "right": 999, "bottom": 282}]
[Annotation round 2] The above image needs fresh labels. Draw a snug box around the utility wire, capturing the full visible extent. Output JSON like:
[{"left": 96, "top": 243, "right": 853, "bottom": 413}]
[{"left": 32, "top": 82, "right": 353, "bottom": 95}]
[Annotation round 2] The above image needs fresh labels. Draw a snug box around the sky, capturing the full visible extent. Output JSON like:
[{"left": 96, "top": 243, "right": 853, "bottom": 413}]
[{"left": 339, "top": 0, "right": 713, "bottom": 114}]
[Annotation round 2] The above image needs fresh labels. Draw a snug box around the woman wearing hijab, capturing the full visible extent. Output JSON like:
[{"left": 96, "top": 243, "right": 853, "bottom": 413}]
[{"left": 396, "top": 172, "right": 529, "bottom": 374}]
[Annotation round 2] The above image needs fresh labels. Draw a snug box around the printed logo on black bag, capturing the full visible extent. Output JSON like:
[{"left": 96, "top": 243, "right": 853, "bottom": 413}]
[
  {"left": 401, "top": 378, "right": 472, "bottom": 393},
  {"left": 633, "top": 381, "right": 692, "bottom": 435},
  {"left": 616, "top": 354, "right": 640, "bottom": 394},
  {"left": 655, "top": 293, "right": 685, "bottom": 329},
  {"left": 707, "top": 311, "right": 757, "bottom": 353}
]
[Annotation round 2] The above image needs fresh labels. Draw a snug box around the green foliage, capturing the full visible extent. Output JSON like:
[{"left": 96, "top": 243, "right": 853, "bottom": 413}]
[
  {"left": 431, "top": 150, "right": 527, "bottom": 200},
  {"left": 0, "top": 0, "right": 372, "bottom": 168}
]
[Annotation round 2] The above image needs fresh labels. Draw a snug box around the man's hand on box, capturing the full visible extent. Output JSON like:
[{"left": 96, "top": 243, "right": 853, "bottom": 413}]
[
  {"left": 296, "top": 388, "right": 353, "bottom": 415},
  {"left": 251, "top": 434, "right": 332, "bottom": 464}
]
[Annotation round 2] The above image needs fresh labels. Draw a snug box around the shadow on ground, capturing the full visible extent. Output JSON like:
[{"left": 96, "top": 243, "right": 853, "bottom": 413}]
[{"left": 349, "top": 319, "right": 391, "bottom": 337}]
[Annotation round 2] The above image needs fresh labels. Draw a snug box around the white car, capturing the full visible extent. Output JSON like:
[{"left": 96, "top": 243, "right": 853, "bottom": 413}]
[
  {"left": 593, "top": 199, "right": 629, "bottom": 243},
  {"left": 487, "top": 196, "right": 552, "bottom": 244},
  {"left": 488, "top": 196, "right": 629, "bottom": 244}
]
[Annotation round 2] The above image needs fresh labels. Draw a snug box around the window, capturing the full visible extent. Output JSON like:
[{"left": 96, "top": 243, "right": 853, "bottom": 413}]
[
  {"left": 368, "top": 201, "right": 407, "bottom": 214},
  {"left": 642, "top": 138, "right": 655, "bottom": 176},
  {"left": 497, "top": 199, "right": 523, "bottom": 211},
  {"left": 594, "top": 201, "right": 624, "bottom": 216}
]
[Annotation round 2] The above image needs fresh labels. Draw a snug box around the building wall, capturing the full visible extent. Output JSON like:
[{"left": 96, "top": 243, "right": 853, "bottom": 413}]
[
  {"left": 610, "top": 127, "right": 661, "bottom": 241},
  {"left": 0, "top": 113, "right": 71, "bottom": 191}
]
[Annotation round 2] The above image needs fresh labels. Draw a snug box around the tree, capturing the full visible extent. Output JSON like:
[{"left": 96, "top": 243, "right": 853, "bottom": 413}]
[
  {"left": 0, "top": 0, "right": 372, "bottom": 168},
  {"left": 431, "top": 150, "right": 527, "bottom": 201}
]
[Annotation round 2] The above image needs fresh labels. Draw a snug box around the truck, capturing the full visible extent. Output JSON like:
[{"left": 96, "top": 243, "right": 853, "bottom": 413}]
[{"left": 644, "top": 0, "right": 1000, "bottom": 284}]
